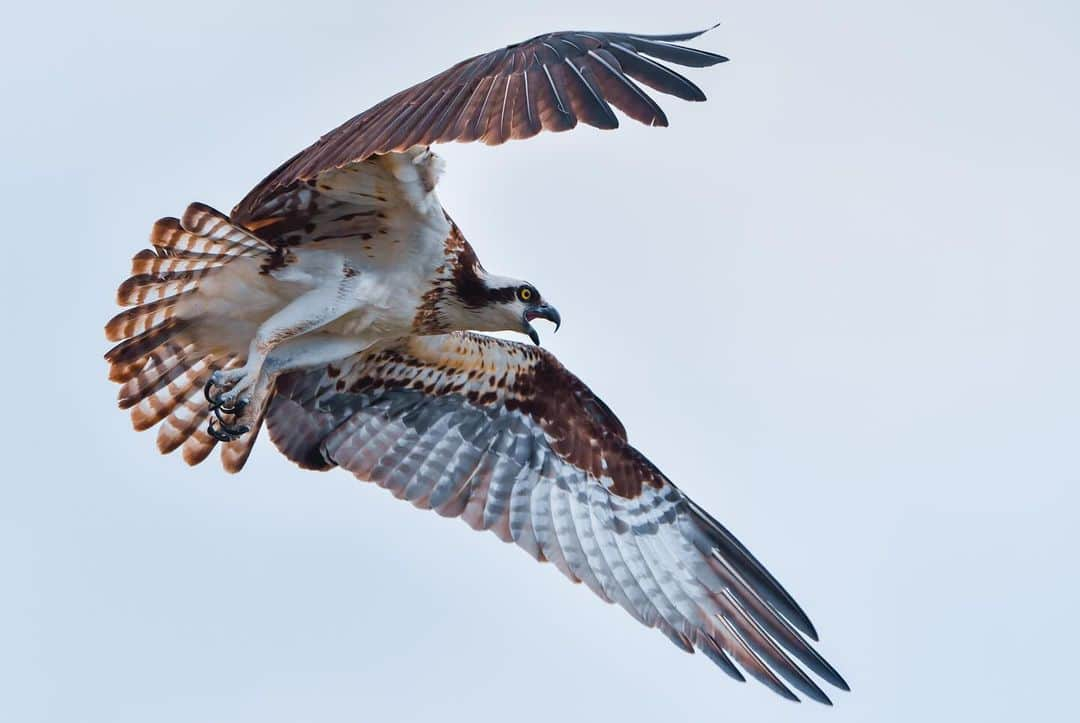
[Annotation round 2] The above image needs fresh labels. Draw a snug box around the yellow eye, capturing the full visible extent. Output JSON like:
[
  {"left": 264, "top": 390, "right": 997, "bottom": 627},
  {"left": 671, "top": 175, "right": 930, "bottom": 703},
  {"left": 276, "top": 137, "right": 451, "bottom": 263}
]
[{"left": 517, "top": 286, "right": 534, "bottom": 302}]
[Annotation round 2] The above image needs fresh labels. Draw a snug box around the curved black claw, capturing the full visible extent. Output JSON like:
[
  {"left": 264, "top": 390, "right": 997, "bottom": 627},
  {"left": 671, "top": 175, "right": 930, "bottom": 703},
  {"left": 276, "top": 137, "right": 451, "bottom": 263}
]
[
  {"left": 213, "top": 404, "right": 237, "bottom": 427},
  {"left": 205, "top": 376, "right": 247, "bottom": 415},
  {"left": 207, "top": 417, "right": 250, "bottom": 443},
  {"left": 204, "top": 377, "right": 218, "bottom": 405}
]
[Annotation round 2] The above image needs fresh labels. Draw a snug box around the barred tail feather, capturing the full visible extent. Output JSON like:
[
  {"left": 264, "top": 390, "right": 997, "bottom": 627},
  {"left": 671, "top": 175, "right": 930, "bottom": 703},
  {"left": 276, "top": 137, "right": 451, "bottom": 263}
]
[
  {"left": 105, "top": 293, "right": 195, "bottom": 342},
  {"left": 115, "top": 269, "right": 212, "bottom": 306},
  {"left": 104, "top": 319, "right": 191, "bottom": 368},
  {"left": 180, "top": 202, "right": 271, "bottom": 249},
  {"left": 220, "top": 399, "right": 270, "bottom": 474},
  {"left": 182, "top": 426, "right": 219, "bottom": 466},
  {"left": 108, "top": 361, "right": 143, "bottom": 384},
  {"left": 105, "top": 202, "right": 272, "bottom": 472},
  {"left": 128, "top": 356, "right": 214, "bottom": 432},
  {"left": 117, "top": 342, "right": 194, "bottom": 409},
  {"left": 157, "top": 387, "right": 211, "bottom": 454}
]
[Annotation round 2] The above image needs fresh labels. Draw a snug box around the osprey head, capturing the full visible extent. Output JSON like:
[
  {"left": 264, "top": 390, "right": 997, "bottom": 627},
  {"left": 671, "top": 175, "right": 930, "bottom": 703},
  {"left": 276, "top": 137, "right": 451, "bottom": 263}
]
[
  {"left": 449, "top": 271, "right": 561, "bottom": 344},
  {"left": 441, "top": 248, "right": 561, "bottom": 344},
  {"left": 474, "top": 275, "right": 562, "bottom": 345}
]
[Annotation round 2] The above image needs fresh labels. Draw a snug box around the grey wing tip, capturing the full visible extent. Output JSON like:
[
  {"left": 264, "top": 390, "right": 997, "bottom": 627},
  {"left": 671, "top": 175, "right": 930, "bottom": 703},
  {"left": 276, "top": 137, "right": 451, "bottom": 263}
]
[
  {"left": 632, "top": 21, "right": 724, "bottom": 42},
  {"left": 773, "top": 590, "right": 818, "bottom": 641}
]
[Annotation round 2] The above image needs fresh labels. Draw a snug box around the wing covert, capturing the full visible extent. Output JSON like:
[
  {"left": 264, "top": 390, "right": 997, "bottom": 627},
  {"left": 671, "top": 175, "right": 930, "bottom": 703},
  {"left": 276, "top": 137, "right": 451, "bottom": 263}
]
[{"left": 234, "top": 146, "right": 451, "bottom": 254}]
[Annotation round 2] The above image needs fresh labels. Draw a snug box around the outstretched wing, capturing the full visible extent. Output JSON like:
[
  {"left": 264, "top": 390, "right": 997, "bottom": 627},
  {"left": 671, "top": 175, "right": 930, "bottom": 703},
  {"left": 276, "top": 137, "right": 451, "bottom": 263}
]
[
  {"left": 266, "top": 332, "right": 848, "bottom": 703},
  {"left": 233, "top": 26, "right": 727, "bottom": 224}
]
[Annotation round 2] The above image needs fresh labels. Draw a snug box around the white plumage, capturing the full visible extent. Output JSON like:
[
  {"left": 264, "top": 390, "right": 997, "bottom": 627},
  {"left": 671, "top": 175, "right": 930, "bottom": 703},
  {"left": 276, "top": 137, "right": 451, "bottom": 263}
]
[{"left": 104, "top": 24, "right": 848, "bottom": 703}]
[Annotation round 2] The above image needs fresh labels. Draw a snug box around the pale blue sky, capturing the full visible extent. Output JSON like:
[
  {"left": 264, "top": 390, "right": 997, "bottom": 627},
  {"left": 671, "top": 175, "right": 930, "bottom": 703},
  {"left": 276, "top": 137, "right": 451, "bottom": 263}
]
[{"left": 3, "top": 1, "right": 1079, "bottom": 721}]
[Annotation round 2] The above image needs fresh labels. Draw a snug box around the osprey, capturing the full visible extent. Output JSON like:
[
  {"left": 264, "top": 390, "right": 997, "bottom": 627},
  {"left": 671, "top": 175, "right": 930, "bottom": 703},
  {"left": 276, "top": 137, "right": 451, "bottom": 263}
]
[{"left": 105, "top": 26, "right": 848, "bottom": 703}]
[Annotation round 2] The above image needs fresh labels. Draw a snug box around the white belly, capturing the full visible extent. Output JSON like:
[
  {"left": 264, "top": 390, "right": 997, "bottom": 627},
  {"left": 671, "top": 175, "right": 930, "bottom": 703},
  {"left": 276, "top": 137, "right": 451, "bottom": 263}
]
[{"left": 183, "top": 240, "right": 438, "bottom": 352}]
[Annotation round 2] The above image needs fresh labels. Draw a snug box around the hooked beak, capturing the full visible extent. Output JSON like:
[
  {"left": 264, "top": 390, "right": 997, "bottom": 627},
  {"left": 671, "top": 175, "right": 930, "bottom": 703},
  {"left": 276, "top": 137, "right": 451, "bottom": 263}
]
[{"left": 523, "top": 302, "right": 561, "bottom": 346}]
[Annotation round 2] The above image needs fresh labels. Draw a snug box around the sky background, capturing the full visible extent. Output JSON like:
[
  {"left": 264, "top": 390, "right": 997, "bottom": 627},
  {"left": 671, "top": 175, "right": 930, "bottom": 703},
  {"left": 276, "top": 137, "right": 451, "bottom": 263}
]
[{"left": 3, "top": 1, "right": 1079, "bottom": 721}]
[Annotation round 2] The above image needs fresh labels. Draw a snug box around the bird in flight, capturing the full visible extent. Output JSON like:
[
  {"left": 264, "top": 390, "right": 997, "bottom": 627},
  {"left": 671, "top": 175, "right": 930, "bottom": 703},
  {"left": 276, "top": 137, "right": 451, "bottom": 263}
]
[{"left": 105, "top": 25, "right": 848, "bottom": 703}]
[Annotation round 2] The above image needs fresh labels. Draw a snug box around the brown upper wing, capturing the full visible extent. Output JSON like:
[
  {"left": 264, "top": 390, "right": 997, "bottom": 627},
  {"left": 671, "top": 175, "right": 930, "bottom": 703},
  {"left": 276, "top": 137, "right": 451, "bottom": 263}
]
[{"left": 232, "top": 26, "right": 727, "bottom": 223}]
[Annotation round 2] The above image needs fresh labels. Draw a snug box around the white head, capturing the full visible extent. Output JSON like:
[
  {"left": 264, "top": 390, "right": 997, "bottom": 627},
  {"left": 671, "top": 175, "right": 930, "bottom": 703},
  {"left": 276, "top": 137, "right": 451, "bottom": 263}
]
[
  {"left": 442, "top": 267, "right": 561, "bottom": 344},
  {"left": 423, "top": 238, "right": 560, "bottom": 343}
]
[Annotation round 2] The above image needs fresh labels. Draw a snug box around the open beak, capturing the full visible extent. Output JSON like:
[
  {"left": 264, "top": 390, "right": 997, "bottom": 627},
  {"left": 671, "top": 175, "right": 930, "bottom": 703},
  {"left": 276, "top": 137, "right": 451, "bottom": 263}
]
[{"left": 523, "top": 303, "right": 561, "bottom": 345}]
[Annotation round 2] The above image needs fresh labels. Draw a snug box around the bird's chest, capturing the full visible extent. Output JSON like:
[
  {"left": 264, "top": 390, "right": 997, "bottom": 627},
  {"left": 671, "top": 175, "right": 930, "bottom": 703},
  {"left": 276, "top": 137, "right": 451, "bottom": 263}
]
[
  {"left": 328, "top": 251, "right": 442, "bottom": 338},
  {"left": 331, "top": 277, "right": 422, "bottom": 336},
  {"left": 271, "top": 232, "right": 447, "bottom": 339}
]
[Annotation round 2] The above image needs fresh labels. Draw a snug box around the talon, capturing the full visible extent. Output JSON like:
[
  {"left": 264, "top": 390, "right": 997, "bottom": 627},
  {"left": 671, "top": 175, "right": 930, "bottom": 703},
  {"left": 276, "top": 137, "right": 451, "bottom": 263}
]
[
  {"left": 212, "top": 404, "right": 234, "bottom": 426},
  {"left": 212, "top": 398, "right": 249, "bottom": 427},
  {"left": 207, "top": 418, "right": 234, "bottom": 442},
  {"left": 203, "top": 365, "right": 256, "bottom": 433},
  {"left": 227, "top": 423, "right": 251, "bottom": 438},
  {"left": 216, "top": 391, "right": 247, "bottom": 414},
  {"left": 204, "top": 375, "right": 234, "bottom": 410},
  {"left": 207, "top": 418, "right": 250, "bottom": 443},
  {"left": 220, "top": 397, "right": 248, "bottom": 416},
  {"left": 204, "top": 378, "right": 218, "bottom": 405}
]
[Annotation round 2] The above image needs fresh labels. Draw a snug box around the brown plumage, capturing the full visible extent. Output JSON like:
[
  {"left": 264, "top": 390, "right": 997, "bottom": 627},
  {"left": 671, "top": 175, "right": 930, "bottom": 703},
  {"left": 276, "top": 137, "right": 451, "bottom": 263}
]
[
  {"left": 103, "top": 23, "right": 848, "bottom": 703},
  {"left": 231, "top": 26, "right": 727, "bottom": 226}
]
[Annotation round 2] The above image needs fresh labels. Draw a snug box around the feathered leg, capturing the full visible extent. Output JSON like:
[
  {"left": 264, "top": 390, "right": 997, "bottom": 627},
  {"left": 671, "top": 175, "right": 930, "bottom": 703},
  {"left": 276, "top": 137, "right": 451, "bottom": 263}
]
[
  {"left": 205, "top": 268, "right": 363, "bottom": 411},
  {"left": 209, "top": 332, "right": 374, "bottom": 442}
]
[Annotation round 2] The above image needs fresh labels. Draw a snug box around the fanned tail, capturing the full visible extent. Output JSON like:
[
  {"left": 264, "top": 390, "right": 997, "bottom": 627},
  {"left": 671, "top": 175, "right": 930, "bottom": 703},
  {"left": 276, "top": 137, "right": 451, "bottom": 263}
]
[{"left": 105, "top": 203, "right": 272, "bottom": 471}]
